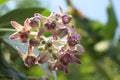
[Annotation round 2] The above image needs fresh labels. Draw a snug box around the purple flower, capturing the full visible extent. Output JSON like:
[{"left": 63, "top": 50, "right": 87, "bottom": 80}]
[
  {"left": 29, "top": 38, "right": 40, "bottom": 47},
  {"left": 17, "top": 45, "right": 37, "bottom": 67},
  {"left": 55, "top": 7, "right": 71, "bottom": 24},
  {"left": 62, "top": 15, "right": 72, "bottom": 24},
  {"left": 9, "top": 19, "right": 31, "bottom": 43},
  {"left": 37, "top": 51, "right": 49, "bottom": 64},
  {"left": 52, "top": 45, "right": 82, "bottom": 73},
  {"left": 37, "top": 12, "right": 58, "bottom": 40},
  {"left": 56, "top": 27, "right": 68, "bottom": 38},
  {"left": 25, "top": 56, "right": 36, "bottom": 67},
  {"left": 44, "top": 21, "right": 56, "bottom": 30},
  {"left": 34, "top": 13, "right": 46, "bottom": 22},
  {"left": 60, "top": 53, "right": 81, "bottom": 64},
  {"left": 67, "top": 35, "right": 79, "bottom": 46},
  {"left": 29, "top": 17, "right": 40, "bottom": 29},
  {"left": 52, "top": 53, "right": 81, "bottom": 73},
  {"left": 52, "top": 60, "right": 69, "bottom": 73}
]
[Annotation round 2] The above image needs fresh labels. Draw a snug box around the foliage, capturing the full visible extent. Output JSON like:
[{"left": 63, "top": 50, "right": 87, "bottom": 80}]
[{"left": 0, "top": 0, "right": 8, "bottom": 4}]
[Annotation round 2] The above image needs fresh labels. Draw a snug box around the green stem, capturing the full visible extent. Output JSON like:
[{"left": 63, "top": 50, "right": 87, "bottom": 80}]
[
  {"left": 0, "top": 39, "right": 7, "bottom": 65},
  {"left": 0, "top": 28, "right": 16, "bottom": 32}
]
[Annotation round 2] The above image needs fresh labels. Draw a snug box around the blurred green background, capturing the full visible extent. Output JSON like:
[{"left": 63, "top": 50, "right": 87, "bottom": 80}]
[{"left": 0, "top": 0, "right": 120, "bottom": 80}]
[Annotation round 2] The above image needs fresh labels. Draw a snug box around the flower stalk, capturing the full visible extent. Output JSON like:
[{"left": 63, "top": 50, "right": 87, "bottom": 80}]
[{"left": 0, "top": 28, "right": 16, "bottom": 32}]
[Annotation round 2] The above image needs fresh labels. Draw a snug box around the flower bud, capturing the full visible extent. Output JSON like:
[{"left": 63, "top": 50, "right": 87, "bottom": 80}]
[
  {"left": 44, "top": 22, "right": 56, "bottom": 30},
  {"left": 24, "top": 56, "right": 37, "bottom": 67},
  {"left": 29, "top": 38, "right": 40, "bottom": 47},
  {"left": 62, "top": 15, "right": 71, "bottom": 24},
  {"left": 29, "top": 17, "right": 40, "bottom": 29},
  {"left": 68, "top": 36, "right": 79, "bottom": 46},
  {"left": 56, "top": 28, "right": 68, "bottom": 38},
  {"left": 20, "top": 31, "right": 30, "bottom": 43},
  {"left": 45, "top": 41, "right": 52, "bottom": 48},
  {"left": 38, "top": 52, "right": 49, "bottom": 64},
  {"left": 52, "top": 60, "right": 69, "bottom": 74}
]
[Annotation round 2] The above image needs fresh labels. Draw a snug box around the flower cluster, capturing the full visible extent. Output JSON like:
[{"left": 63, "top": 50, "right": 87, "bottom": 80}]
[{"left": 9, "top": 7, "right": 84, "bottom": 73}]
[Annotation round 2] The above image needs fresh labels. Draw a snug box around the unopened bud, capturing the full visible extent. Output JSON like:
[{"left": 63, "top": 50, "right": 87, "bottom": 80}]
[
  {"left": 44, "top": 22, "right": 56, "bottom": 30},
  {"left": 24, "top": 56, "right": 37, "bottom": 67},
  {"left": 38, "top": 52, "right": 49, "bottom": 64},
  {"left": 29, "top": 38, "right": 40, "bottom": 47},
  {"left": 68, "top": 36, "right": 79, "bottom": 46},
  {"left": 29, "top": 17, "right": 40, "bottom": 29},
  {"left": 62, "top": 15, "right": 71, "bottom": 24},
  {"left": 56, "top": 28, "right": 68, "bottom": 38},
  {"left": 20, "top": 31, "right": 30, "bottom": 43}
]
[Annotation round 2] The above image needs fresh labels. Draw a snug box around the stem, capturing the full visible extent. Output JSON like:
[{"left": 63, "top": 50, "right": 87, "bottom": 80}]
[
  {"left": 0, "top": 28, "right": 16, "bottom": 32},
  {"left": 0, "top": 39, "right": 8, "bottom": 65}
]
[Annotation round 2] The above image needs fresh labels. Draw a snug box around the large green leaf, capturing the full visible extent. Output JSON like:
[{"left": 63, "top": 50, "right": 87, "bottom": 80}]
[
  {"left": 0, "top": 8, "right": 44, "bottom": 28},
  {"left": 99, "top": 4, "right": 118, "bottom": 39},
  {"left": 0, "top": 0, "right": 8, "bottom": 4}
]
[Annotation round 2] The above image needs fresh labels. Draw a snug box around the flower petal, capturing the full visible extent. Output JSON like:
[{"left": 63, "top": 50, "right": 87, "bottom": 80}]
[
  {"left": 56, "top": 27, "right": 68, "bottom": 38},
  {"left": 34, "top": 13, "right": 46, "bottom": 22},
  {"left": 10, "top": 21, "right": 23, "bottom": 31},
  {"left": 59, "top": 6, "right": 64, "bottom": 15},
  {"left": 75, "top": 44, "right": 84, "bottom": 55},
  {"left": 29, "top": 17, "right": 40, "bottom": 29},
  {"left": 37, "top": 29, "right": 45, "bottom": 38},
  {"left": 24, "top": 18, "right": 31, "bottom": 31},
  {"left": 51, "top": 30, "right": 58, "bottom": 40},
  {"left": 9, "top": 32, "right": 20, "bottom": 40},
  {"left": 24, "top": 56, "right": 37, "bottom": 67},
  {"left": 29, "top": 38, "right": 40, "bottom": 47},
  {"left": 64, "top": 65, "right": 69, "bottom": 74},
  {"left": 38, "top": 52, "right": 49, "bottom": 64},
  {"left": 62, "top": 15, "right": 71, "bottom": 24},
  {"left": 20, "top": 31, "right": 29, "bottom": 43},
  {"left": 67, "top": 50, "right": 80, "bottom": 55},
  {"left": 70, "top": 55, "right": 81, "bottom": 64}
]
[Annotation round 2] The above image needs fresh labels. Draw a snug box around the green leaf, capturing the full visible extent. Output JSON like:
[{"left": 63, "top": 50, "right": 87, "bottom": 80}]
[
  {"left": 0, "top": 0, "right": 8, "bottom": 4},
  {"left": 99, "top": 4, "right": 118, "bottom": 39},
  {"left": 0, "top": 39, "right": 27, "bottom": 80},
  {"left": 41, "top": 9, "right": 51, "bottom": 17},
  {"left": 43, "top": 32, "right": 51, "bottom": 37},
  {"left": 0, "top": 66, "right": 27, "bottom": 80},
  {"left": 39, "top": 63, "right": 57, "bottom": 80}
]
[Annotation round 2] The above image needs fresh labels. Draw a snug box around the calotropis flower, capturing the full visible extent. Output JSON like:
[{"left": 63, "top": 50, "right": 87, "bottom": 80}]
[
  {"left": 37, "top": 12, "right": 59, "bottom": 40},
  {"left": 17, "top": 45, "right": 37, "bottom": 67},
  {"left": 9, "top": 19, "right": 31, "bottom": 43},
  {"left": 9, "top": 7, "right": 84, "bottom": 74}
]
